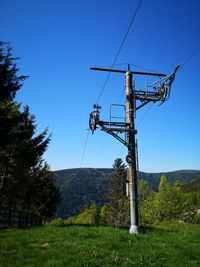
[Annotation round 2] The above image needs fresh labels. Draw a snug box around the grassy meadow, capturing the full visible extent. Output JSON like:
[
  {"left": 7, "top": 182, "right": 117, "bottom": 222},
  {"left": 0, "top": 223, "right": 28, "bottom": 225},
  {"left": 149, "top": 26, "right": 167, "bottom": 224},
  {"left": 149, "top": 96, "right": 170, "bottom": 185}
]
[{"left": 0, "top": 222, "right": 200, "bottom": 267}]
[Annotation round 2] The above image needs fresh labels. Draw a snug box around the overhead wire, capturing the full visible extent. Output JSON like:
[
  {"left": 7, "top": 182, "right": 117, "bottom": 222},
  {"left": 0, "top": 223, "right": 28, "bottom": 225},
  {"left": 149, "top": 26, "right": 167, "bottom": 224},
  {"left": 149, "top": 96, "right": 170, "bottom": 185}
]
[
  {"left": 166, "top": 43, "right": 200, "bottom": 77},
  {"left": 116, "top": 62, "right": 155, "bottom": 159},
  {"left": 80, "top": 0, "right": 143, "bottom": 167},
  {"left": 88, "top": 0, "right": 143, "bottom": 166},
  {"left": 116, "top": 102, "right": 154, "bottom": 159},
  {"left": 97, "top": 63, "right": 130, "bottom": 68},
  {"left": 184, "top": 43, "right": 200, "bottom": 65},
  {"left": 80, "top": 5, "right": 199, "bottom": 169},
  {"left": 118, "top": 62, "right": 160, "bottom": 103},
  {"left": 114, "top": 40, "right": 200, "bottom": 164},
  {"left": 130, "top": 63, "right": 160, "bottom": 73},
  {"left": 95, "top": 0, "right": 143, "bottom": 104},
  {"left": 130, "top": 43, "right": 200, "bottom": 131},
  {"left": 80, "top": 129, "right": 90, "bottom": 168},
  {"left": 136, "top": 102, "right": 154, "bottom": 128}
]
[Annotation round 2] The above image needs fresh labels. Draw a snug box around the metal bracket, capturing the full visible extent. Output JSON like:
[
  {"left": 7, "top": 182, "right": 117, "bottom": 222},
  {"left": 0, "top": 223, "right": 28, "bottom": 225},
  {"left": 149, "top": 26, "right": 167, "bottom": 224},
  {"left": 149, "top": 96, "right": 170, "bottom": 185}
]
[{"left": 99, "top": 124, "right": 129, "bottom": 147}]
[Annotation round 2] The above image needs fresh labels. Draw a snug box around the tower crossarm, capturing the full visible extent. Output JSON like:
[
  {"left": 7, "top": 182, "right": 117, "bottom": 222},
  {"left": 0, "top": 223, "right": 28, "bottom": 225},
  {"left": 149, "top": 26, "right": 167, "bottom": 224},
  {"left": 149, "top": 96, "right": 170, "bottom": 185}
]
[{"left": 98, "top": 123, "right": 129, "bottom": 147}]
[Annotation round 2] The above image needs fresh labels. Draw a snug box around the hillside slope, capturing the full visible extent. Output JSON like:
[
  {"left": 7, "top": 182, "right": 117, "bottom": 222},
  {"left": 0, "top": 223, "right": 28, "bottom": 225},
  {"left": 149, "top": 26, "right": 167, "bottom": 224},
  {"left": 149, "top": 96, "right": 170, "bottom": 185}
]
[
  {"left": 54, "top": 168, "right": 112, "bottom": 217},
  {"left": 139, "top": 170, "right": 200, "bottom": 189},
  {"left": 54, "top": 168, "right": 200, "bottom": 218},
  {"left": 1, "top": 222, "right": 200, "bottom": 267},
  {"left": 182, "top": 177, "right": 200, "bottom": 192}
]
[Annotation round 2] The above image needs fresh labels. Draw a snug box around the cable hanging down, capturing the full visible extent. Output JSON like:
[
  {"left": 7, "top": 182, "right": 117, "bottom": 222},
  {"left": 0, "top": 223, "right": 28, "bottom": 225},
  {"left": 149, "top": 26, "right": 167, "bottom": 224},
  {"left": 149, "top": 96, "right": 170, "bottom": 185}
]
[{"left": 80, "top": 129, "right": 90, "bottom": 168}]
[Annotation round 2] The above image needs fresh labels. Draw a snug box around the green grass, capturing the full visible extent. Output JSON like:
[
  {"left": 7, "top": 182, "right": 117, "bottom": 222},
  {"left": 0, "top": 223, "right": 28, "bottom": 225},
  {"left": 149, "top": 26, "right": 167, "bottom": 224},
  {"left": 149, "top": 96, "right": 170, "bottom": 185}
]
[{"left": 0, "top": 222, "right": 200, "bottom": 267}]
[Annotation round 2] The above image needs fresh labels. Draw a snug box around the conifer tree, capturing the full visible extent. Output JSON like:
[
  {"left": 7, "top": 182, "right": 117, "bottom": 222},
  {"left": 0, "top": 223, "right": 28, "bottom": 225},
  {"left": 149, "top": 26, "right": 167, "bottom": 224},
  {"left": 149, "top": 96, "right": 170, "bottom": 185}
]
[
  {"left": 108, "top": 158, "right": 127, "bottom": 201},
  {"left": 0, "top": 41, "right": 60, "bottom": 217},
  {"left": 106, "top": 158, "right": 129, "bottom": 227}
]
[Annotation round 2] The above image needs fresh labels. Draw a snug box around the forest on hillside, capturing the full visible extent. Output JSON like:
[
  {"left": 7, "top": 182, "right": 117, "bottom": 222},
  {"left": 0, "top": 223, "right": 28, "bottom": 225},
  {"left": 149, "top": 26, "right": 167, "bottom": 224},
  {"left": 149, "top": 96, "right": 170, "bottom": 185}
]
[
  {"left": 54, "top": 167, "right": 200, "bottom": 218},
  {"left": 52, "top": 159, "right": 200, "bottom": 227}
]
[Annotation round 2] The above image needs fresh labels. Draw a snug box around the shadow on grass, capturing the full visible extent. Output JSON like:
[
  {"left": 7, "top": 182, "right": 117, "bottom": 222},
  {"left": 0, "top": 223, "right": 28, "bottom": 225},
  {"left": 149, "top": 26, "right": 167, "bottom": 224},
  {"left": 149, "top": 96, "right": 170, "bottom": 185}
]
[
  {"left": 144, "top": 225, "right": 180, "bottom": 234},
  {"left": 49, "top": 223, "right": 148, "bottom": 234}
]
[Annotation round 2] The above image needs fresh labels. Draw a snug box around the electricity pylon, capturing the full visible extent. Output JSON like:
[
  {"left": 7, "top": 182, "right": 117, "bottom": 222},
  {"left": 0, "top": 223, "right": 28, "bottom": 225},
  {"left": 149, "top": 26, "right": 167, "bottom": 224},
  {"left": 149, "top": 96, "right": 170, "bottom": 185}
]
[{"left": 89, "top": 63, "right": 181, "bottom": 234}]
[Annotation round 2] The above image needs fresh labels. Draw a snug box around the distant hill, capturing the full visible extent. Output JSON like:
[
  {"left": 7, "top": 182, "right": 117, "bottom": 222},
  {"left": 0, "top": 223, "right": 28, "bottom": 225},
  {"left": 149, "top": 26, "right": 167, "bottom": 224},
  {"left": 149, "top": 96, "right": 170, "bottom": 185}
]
[
  {"left": 54, "top": 168, "right": 112, "bottom": 218},
  {"left": 182, "top": 177, "right": 200, "bottom": 192},
  {"left": 54, "top": 168, "right": 200, "bottom": 218},
  {"left": 139, "top": 170, "right": 200, "bottom": 190}
]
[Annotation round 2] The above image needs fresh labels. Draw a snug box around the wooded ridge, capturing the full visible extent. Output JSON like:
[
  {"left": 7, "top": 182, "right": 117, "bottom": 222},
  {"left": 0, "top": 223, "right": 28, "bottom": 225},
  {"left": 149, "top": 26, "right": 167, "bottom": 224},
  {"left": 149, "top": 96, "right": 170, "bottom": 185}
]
[{"left": 54, "top": 168, "right": 200, "bottom": 218}]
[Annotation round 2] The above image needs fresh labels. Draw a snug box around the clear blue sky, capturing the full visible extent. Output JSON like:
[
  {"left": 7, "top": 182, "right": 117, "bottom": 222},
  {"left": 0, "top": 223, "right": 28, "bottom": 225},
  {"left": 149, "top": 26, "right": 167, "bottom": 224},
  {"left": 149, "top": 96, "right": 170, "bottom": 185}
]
[{"left": 1, "top": 0, "right": 200, "bottom": 172}]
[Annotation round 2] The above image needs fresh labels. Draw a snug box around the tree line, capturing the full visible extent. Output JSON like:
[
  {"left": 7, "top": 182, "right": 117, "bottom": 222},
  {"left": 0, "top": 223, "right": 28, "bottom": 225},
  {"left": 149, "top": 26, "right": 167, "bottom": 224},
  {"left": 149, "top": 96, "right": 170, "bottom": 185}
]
[
  {"left": 107, "top": 159, "right": 200, "bottom": 226},
  {"left": 52, "top": 158, "right": 200, "bottom": 226},
  {"left": 0, "top": 42, "right": 60, "bottom": 218}
]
